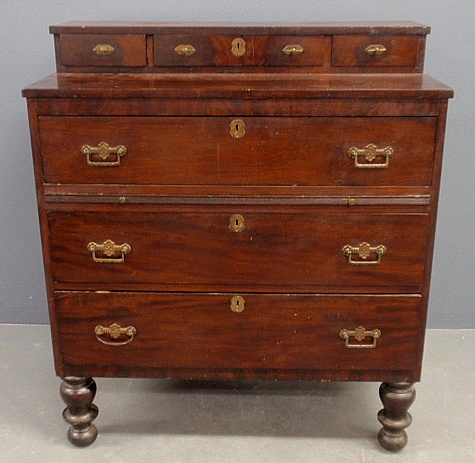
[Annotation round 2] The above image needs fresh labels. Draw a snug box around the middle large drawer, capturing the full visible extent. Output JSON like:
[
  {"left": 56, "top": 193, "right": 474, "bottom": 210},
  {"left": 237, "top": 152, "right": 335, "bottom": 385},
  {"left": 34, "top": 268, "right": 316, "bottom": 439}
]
[{"left": 48, "top": 209, "right": 429, "bottom": 291}]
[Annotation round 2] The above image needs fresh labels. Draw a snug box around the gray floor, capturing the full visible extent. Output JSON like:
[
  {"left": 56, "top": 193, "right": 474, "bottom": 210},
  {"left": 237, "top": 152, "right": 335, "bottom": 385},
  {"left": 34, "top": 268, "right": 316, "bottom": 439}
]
[{"left": 0, "top": 325, "right": 473, "bottom": 462}]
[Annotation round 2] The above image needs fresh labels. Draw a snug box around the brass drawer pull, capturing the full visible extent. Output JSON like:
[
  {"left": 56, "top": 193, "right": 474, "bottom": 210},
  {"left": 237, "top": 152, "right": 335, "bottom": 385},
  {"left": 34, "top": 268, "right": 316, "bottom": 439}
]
[
  {"left": 174, "top": 44, "right": 196, "bottom": 56},
  {"left": 342, "top": 242, "right": 386, "bottom": 266},
  {"left": 348, "top": 144, "right": 393, "bottom": 169},
  {"left": 365, "top": 44, "right": 387, "bottom": 56},
  {"left": 231, "top": 37, "right": 246, "bottom": 57},
  {"left": 230, "top": 119, "right": 245, "bottom": 139},
  {"left": 87, "top": 240, "right": 131, "bottom": 264},
  {"left": 231, "top": 296, "right": 245, "bottom": 313},
  {"left": 282, "top": 44, "right": 304, "bottom": 56},
  {"left": 95, "top": 323, "right": 137, "bottom": 346},
  {"left": 339, "top": 326, "right": 381, "bottom": 349},
  {"left": 229, "top": 214, "right": 245, "bottom": 232},
  {"left": 82, "top": 142, "right": 127, "bottom": 167},
  {"left": 93, "top": 44, "right": 115, "bottom": 56}
]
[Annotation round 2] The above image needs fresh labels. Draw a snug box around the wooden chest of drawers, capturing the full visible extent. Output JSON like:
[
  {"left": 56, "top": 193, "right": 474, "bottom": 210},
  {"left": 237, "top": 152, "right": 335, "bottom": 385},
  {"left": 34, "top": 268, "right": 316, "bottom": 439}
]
[{"left": 23, "top": 21, "right": 452, "bottom": 451}]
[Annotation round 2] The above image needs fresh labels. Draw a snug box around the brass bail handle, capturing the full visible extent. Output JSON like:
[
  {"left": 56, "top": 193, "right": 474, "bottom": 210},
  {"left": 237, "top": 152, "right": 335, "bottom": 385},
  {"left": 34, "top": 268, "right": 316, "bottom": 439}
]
[
  {"left": 342, "top": 242, "right": 387, "bottom": 266},
  {"left": 348, "top": 144, "right": 393, "bottom": 169},
  {"left": 87, "top": 240, "right": 131, "bottom": 264},
  {"left": 95, "top": 323, "right": 137, "bottom": 346},
  {"left": 339, "top": 326, "right": 382, "bottom": 349},
  {"left": 81, "top": 142, "right": 127, "bottom": 167}
]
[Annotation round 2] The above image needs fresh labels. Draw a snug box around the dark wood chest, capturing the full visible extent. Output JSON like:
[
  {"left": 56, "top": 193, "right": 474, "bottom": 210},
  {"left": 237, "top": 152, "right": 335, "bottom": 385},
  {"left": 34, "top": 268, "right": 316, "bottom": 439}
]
[{"left": 23, "top": 21, "right": 452, "bottom": 450}]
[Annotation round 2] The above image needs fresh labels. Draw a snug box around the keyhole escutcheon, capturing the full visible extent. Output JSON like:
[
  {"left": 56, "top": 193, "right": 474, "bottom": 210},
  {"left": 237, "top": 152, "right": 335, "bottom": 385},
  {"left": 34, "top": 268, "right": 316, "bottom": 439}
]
[
  {"left": 231, "top": 37, "right": 246, "bottom": 57},
  {"left": 230, "top": 119, "right": 246, "bottom": 139},
  {"left": 231, "top": 296, "right": 246, "bottom": 313},
  {"left": 229, "top": 214, "right": 245, "bottom": 232}
]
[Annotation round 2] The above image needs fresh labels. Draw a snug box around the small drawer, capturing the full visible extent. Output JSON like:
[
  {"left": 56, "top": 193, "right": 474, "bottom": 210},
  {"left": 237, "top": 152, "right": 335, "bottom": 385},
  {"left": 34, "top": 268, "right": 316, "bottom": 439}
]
[
  {"left": 47, "top": 209, "right": 429, "bottom": 291},
  {"left": 154, "top": 35, "right": 325, "bottom": 67},
  {"left": 264, "top": 36, "right": 325, "bottom": 66},
  {"left": 332, "top": 35, "right": 423, "bottom": 68},
  {"left": 58, "top": 34, "right": 146, "bottom": 67},
  {"left": 55, "top": 291, "right": 422, "bottom": 378},
  {"left": 38, "top": 116, "right": 436, "bottom": 187}
]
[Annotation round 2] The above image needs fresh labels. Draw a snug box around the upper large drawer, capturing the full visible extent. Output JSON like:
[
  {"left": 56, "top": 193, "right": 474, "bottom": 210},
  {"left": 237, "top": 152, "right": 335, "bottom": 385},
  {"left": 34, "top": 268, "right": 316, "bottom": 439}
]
[{"left": 39, "top": 116, "right": 436, "bottom": 187}]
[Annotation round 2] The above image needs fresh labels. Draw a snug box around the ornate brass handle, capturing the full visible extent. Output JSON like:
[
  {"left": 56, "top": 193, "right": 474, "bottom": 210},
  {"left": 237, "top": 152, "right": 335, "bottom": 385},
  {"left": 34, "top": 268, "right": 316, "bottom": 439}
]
[
  {"left": 231, "top": 296, "right": 245, "bottom": 313},
  {"left": 229, "top": 119, "right": 246, "bottom": 139},
  {"left": 365, "top": 44, "right": 387, "bottom": 56},
  {"left": 231, "top": 38, "right": 246, "bottom": 57},
  {"left": 81, "top": 142, "right": 127, "bottom": 167},
  {"left": 282, "top": 44, "right": 304, "bottom": 55},
  {"left": 93, "top": 44, "right": 115, "bottom": 56},
  {"left": 95, "top": 323, "right": 137, "bottom": 346},
  {"left": 342, "top": 242, "right": 386, "bottom": 265},
  {"left": 348, "top": 144, "right": 393, "bottom": 169},
  {"left": 339, "top": 326, "right": 381, "bottom": 349},
  {"left": 174, "top": 44, "right": 196, "bottom": 56},
  {"left": 87, "top": 240, "right": 131, "bottom": 264}
]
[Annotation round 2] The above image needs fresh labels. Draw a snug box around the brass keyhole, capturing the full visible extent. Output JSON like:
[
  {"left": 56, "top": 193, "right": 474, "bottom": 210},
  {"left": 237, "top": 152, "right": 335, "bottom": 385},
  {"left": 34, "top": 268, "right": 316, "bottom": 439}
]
[
  {"left": 229, "top": 214, "right": 245, "bottom": 232},
  {"left": 230, "top": 119, "right": 245, "bottom": 139},
  {"left": 231, "top": 38, "right": 246, "bottom": 57},
  {"left": 231, "top": 296, "right": 245, "bottom": 313}
]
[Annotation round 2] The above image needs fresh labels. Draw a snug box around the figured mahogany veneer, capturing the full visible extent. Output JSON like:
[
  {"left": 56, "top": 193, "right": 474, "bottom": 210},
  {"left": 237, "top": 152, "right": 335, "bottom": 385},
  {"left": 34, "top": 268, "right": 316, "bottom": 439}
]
[
  {"left": 55, "top": 292, "right": 422, "bottom": 379},
  {"left": 23, "top": 22, "right": 452, "bottom": 451}
]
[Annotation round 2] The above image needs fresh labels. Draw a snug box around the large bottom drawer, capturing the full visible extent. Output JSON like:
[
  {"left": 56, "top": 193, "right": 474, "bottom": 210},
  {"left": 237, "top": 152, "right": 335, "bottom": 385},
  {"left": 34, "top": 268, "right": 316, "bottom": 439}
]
[{"left": 55, "top": 292, "right": 422, "bottom": 380}]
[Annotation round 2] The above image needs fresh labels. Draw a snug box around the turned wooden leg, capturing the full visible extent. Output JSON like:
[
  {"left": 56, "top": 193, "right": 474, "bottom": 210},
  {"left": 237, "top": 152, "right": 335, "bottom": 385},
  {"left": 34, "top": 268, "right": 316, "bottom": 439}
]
[
  {"left": 60, "top": 377, "right": 99, "bottom": 447},
  {"left": 377, "top": 382, "right": 415, "bottom": 452}
]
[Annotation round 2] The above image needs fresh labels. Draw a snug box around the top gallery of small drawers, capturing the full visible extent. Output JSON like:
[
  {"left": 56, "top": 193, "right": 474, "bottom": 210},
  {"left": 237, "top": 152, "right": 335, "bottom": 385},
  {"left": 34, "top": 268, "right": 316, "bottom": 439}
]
[{"left": 51, "top": 22, "right": 429, "bottom": 72}]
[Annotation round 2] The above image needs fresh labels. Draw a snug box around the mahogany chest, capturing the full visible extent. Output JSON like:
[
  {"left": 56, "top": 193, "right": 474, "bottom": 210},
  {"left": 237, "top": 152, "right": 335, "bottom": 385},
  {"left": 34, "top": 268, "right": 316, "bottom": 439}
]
[{"left": 22, "top": 21, "right": 453, "bottom": 451}]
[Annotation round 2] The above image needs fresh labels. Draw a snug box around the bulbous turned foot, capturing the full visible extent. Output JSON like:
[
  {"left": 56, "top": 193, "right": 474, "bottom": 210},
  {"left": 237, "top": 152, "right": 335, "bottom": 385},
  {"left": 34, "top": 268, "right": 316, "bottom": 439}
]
[
  {"left": 60, "top": 377, "right": 99, "bottom": 447},
  {"left": 377, "top": 382, "right": 415, "bottom": 452}
]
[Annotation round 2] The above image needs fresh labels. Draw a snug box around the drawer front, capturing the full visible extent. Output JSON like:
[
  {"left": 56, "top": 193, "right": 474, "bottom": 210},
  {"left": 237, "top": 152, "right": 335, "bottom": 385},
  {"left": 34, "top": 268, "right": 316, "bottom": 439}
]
[
  {"left": 39, "top": 116, "right": 436, "bottom": 186},
  {"left": 154, "top": 35, "right": 325, "bottom": 67},
  {"left": 58, "top": 34, "right": 147, "bottom": 67},
  {"left": 55, "top": 292, "right": 421, "bottom": 376},
  {"left": 332, "top": 35, "right": 423, "bottom": 68},
  {"left": 48, "top": 210, "right": 429, "bottom": 290}
]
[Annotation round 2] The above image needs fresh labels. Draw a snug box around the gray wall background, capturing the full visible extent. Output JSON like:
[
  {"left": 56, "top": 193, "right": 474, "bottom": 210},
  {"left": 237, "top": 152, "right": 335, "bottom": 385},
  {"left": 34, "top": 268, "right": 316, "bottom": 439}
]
[{"left": 0, "top": 1, "right": 472, "bottom": 327}]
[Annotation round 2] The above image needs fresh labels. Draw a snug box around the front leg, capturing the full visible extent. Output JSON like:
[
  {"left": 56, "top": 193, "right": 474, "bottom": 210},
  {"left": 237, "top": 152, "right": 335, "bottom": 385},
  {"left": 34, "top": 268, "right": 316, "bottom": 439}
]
[
  {"left": 60, "top": 377, "right": 99, "bottom": 447},
  {"left": 377, "top": 382, "right": 415, "bottom": 451}
]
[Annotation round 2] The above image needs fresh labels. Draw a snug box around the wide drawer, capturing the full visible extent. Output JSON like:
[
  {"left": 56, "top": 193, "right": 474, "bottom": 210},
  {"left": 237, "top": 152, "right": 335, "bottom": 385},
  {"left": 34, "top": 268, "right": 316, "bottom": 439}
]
[
  {"left": 48, "top": 209, "right": 429, "bottom": 290},
  {"left": 55, "top": 291, "right": 421, "bottom": 378},
  {"left": 332, "top": 35, "right": 423, "bottom": 68},
  {"left": 58, "top": 34, "right": 147, "bottom": 67},
  {"left": 154, "top": 35, "right": 325, "bottom": 67},
  {"left": 39, "top": 116, "right": 436, "bottom": 186}
]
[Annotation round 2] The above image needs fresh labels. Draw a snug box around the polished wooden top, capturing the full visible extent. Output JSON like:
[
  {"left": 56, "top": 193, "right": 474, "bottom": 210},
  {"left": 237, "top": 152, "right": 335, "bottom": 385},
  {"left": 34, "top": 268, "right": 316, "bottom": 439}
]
[
  {"left": 49, "top": 21, "right": 430, "bottom": 35},
  {"left": 22, "top": 73, "right": 453, "bottom": 99}
]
